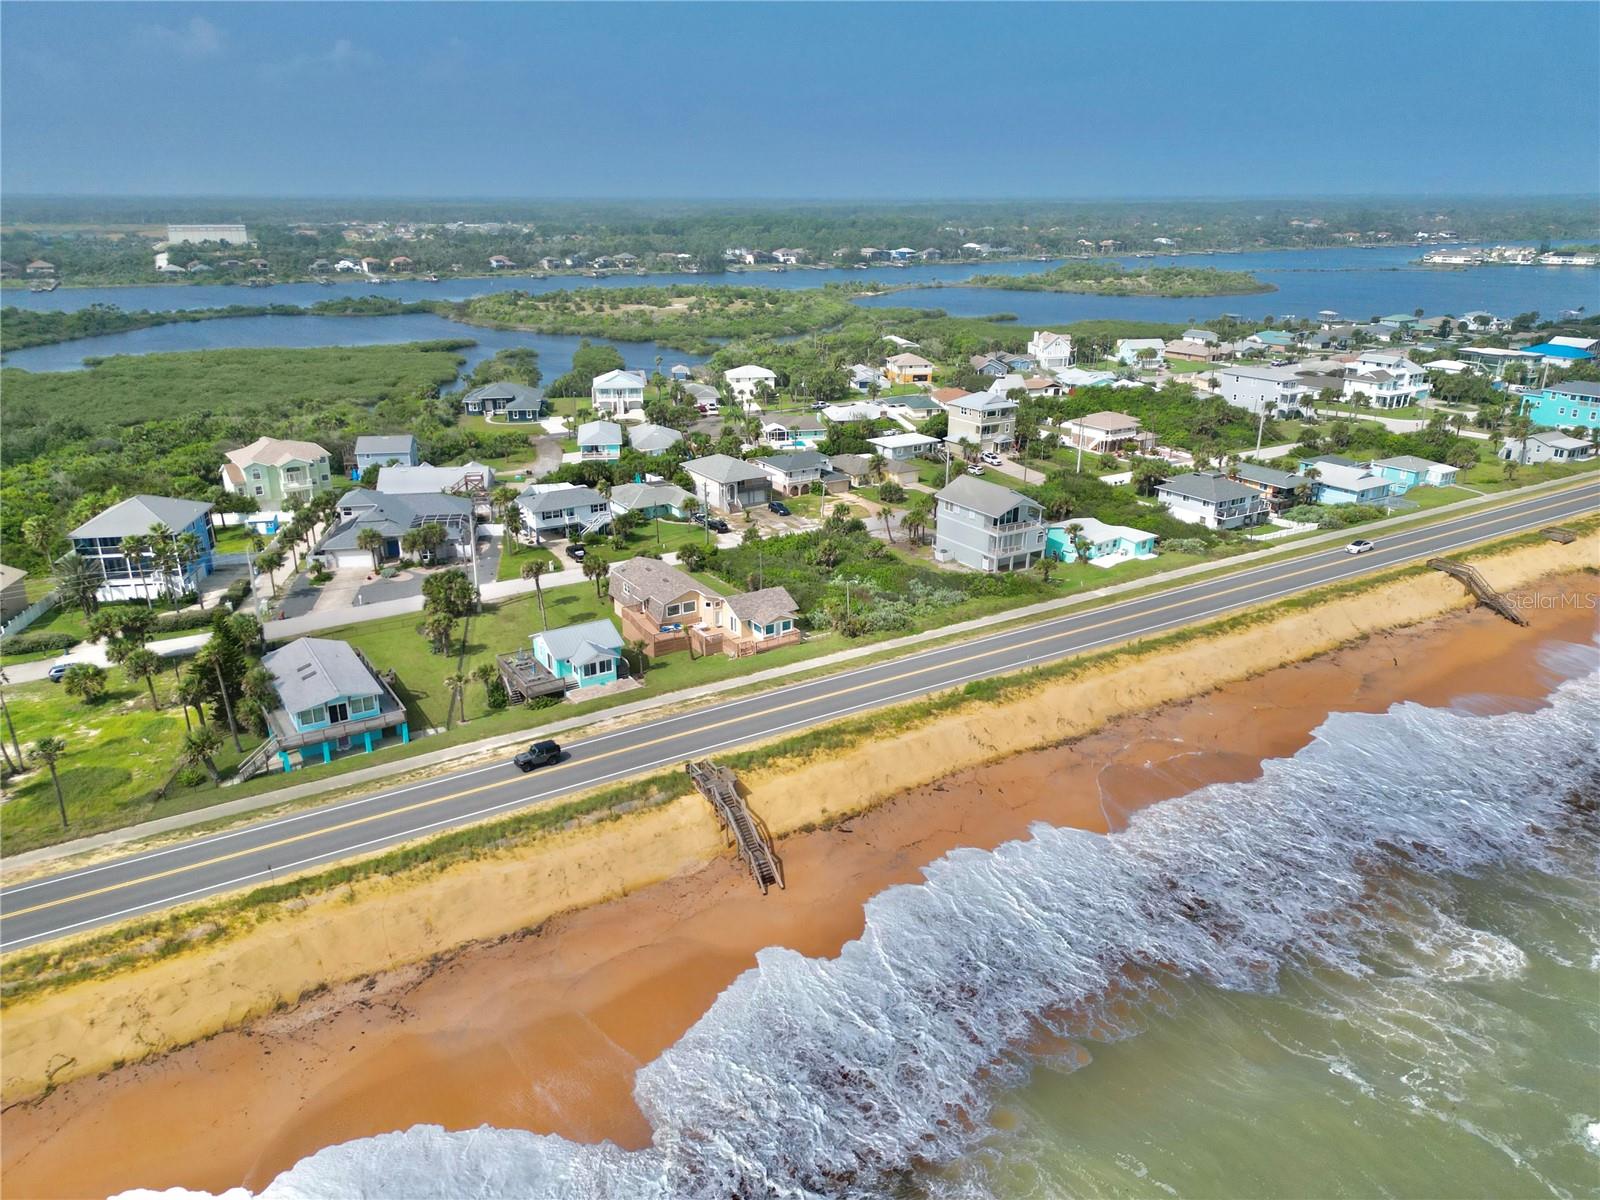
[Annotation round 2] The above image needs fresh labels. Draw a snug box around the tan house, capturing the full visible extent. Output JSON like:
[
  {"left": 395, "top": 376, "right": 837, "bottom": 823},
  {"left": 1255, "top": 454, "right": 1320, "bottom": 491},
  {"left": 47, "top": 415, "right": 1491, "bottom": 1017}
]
[
  {"left": 1164, "top": 338, "right": 1228, "bottom": 363},
  {"left": 884, "top": 353, "right": 935, "bottom": 386},
  {"left": 608, "top": 558, "right": 800, "bottom": 658},
  {"left": 1054, "top": 411, "right": 1156, "bottom": 455}
]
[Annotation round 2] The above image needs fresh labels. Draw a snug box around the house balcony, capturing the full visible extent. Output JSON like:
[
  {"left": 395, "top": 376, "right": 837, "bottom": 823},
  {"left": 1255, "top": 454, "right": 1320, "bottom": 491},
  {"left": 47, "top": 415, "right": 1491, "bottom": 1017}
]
[
  {"left": 724, "top": 628, "right": 801, "bottom": 658},
  {"left": 495, "top": 649, "right": 576, "bottom": 703}
]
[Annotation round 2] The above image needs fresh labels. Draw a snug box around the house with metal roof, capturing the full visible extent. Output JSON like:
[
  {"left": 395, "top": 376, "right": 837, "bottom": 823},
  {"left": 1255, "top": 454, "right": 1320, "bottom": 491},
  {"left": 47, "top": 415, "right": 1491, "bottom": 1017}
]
[
  {"left": 258, "top": 637, "right": 409, "bottom": 773},
  {"left": 69, "top": 495, "right": 216, "bottom": 602},
  {"left": 353, "top": 435, "right": 421, "bottom": 473},
  {"left": 591, "top": 370, "right": 647, "bottom": 418},
  {"left": 684, "top": 454, "right": 773, "bottom": 512},
  {"left": 1520, "top": 342, "right": 1597, "bottom": 366},
  {"left": 1155, "top": 472, "right": 1269, "bottom": 530},
  {"left": 723, "top": 364, "right": 778, "bottom": 405},
  {"left": 866, "top": 432, "right": 939, "bottom": 460},
  {"left": 933, "top": 475, "right": 1046, "bottom": 572}
]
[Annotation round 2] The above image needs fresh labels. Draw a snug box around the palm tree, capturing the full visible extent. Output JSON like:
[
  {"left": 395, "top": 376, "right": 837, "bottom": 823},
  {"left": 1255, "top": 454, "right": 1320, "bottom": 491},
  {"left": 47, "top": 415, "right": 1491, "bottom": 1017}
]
[
  {"left": 179, "top": 726, "right": 225, "bottom": 784},
  {"left": 62, "top": 663, "right": 108, "bottom": 704},
  {"left": 122, "top": 647, "right": 164, "bottom": 710},
  {"left": 177, "top": 671, "right": 210, "bottom": 729},
  {"left": 880, "top": 509, "right": 896, "bottom": 544},
  {"left": 176, "top": 530, "right": 206, "bottom": 608},
  {"left": 356, "top": 526, "right": 386, "bottom": 571},
  {"left": 256, "top": 546, "right": 285, "bottom": 597},
  {"left": 120, "top": 534, "right": 153, "bottom": 607},
  {"left": 521, "top": 558, "right": 549, "bottom": 629},
  {"left": 30, "top": 736, "right": 70, "bottom": 827},
  {"left": 0, "top": 670, "right": 25, "bottom": 769},
  {"left": 582, "top": 552, "right": 609, "bottom": 599},
  {"left": 197, "top": 646, "right": 243, "bottom": 752},
  {"left": 421, "top": 611, "right": 455, "bottom": 656},
  {"left": 502, "top": 502, "right": 524, "bottom": 553},
  {"left": 20, "top": 515, "right": 57, "bottom": 565},
  {"left": 239, "top": 665, "right": 279, "bottom": 736},
  {"left": 443, "top": 673, "right": 468, "bottom": 730},
  {"left": 903, "top": 492, "right": 935, "bottom": 545},
  {"left": 472, "top": 662, "right": 498, "bottom": 715}
]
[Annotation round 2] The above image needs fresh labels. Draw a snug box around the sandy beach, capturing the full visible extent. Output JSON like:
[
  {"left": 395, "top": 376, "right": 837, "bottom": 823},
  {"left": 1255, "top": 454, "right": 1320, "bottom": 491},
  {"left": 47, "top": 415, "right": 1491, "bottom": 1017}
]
[{"left": 2, "top": 574, "right": 1595, "bottom": 1200}]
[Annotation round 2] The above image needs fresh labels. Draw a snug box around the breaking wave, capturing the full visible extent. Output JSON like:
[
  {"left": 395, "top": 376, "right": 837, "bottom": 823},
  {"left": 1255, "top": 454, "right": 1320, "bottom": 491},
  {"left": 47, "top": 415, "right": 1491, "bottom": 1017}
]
[{"left": 120, "top": 669, "right": 1599, "bottom": 1200}]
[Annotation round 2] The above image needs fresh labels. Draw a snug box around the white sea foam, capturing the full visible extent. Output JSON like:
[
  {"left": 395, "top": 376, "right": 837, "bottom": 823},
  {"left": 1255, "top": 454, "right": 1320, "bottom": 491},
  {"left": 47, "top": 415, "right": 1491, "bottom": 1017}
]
[{"left": 117, "top": 672, "right": 1600, "bottom": 1200}]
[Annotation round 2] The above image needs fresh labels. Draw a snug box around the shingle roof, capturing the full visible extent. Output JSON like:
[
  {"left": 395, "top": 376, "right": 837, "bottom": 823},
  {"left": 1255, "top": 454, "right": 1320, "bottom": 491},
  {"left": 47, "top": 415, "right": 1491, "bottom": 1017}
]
[
  {"left": 725, "top": 586, "right": 798, "bottom": 625},
  {"left": 1551, "top": 381, "right": 1600, "bottom": 399},
  {"left": 535, "top": 618, "right": 623, "bottom": 668},
  {"left": 684, "top": 454, "right": 770, "bottom": 484},
  {"left": 760, "top": 451, "right": 830, "bottom": 475},
  {"left": 375, "top": 462, "right": 494, "bottom": 495},
  {"left": 354, "top": 435, "right": 418, "bottom": 456},
  {"left": 518, "top": 485, "right": 610, "bottom": 516},
  {"left": 71, "top": 495, "right": 214, "bottom": 539},
  {"left": 578, "top": 420, "right": 623, "bottom": 446},
  {"left": 464, "top": 381, "right": 541, "bottom": 405},
  {"left": 608, "top": 557, "right": 716, "bottom": 618},
  {"left": 504, "top": 390, "right": 546, "bottom": 415},
  {"left": 319, "top": 490, "right": 472, "bottom": 549},
  {"left": 609, "top": 481, "right": 691, "bottom": 512},
  {"left": 935, "top": 474, "right": 1034, "bottom": 518},
  {"left": 1067, "top": 411, "right": 1141, "bottom": 431},
  {"left": 224, "top": 436, "right": 330, "bottom": 469},
  {"left": 628, "top": 423, "right": 683, "bottom": 453},
  {"left": 1232, "top": 462, "right": 1307, "bottom": 489},
  {"left": 1157, "top": 472, "right": 1260, "bottom": 504},
  {"left": 263, "top": 638, "right": 381, "bottom": 713}
]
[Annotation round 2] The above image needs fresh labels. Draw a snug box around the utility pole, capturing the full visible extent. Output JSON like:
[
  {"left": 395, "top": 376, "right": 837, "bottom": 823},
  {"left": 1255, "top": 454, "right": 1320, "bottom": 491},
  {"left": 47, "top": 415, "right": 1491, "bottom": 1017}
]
[{"left": 1254, "top": 401, "right": 1267, "bottom": 457}]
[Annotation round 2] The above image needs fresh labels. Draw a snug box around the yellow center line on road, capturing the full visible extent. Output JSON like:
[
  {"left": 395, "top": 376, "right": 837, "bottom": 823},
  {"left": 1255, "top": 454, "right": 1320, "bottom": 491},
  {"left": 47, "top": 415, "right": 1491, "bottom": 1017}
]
[{"left": 3, "top": 490, "right": 1588, "bottom": 923}]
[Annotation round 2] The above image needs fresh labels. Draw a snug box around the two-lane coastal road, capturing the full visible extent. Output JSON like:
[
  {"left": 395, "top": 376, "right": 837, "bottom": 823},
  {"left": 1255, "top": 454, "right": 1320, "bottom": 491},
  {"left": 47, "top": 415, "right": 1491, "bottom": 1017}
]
[{"left": 3, "top": 485, "right": 1594, "bottom": 951}]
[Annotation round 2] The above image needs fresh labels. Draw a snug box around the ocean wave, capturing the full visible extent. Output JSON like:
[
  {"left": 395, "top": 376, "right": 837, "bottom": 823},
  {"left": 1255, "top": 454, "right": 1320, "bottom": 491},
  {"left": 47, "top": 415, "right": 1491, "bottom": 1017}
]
[{"left": 118, "top": 673, "right": 1599, "bottom": 1200}]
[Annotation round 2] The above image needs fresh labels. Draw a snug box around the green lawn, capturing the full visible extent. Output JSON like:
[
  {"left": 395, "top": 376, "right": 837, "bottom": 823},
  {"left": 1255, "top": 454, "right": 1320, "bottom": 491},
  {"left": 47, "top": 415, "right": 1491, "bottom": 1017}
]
[
  {"left": 0, "top": 601, "right": 204, "bottom": 663},
  {"left": 495, "top": 543, "right": 560, "bottom": 581},
  {"left": 1459, "top": 453, "right": 1600, "bottom": 493},
  {"left": 211, "top": 525, "right": 260, "bottom": 555},
  {"left": 1165, "top": 359, "right": 1215, "bottom": 374},
  {"left": 1, "top": 670, "right": 247, "bottom": 855}
]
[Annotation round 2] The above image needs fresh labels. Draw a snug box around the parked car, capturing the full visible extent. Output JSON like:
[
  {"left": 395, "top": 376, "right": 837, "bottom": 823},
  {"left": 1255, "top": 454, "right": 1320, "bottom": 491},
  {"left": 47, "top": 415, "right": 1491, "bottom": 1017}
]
[
  {"left": 705, "top": 516, "right": 731, "bottom": 534},
  {"left": 966, "top": 463, "right": 986, "bottom": 476},
  {"left": 767, "top": 500, "right": 791, "bottom": 516},
  {"left": 1345, "top": 539, "right": 1375, "bottom": 555},
  {"left": 981, "top": 451, "right": 1003, "bottom": 466},
  {"left": 47, "top": 659, "right": 74, "bottom": 683},
  {"left": 513, "top": 739, "right": 562, "bottom": 771},
  {"left": 565, "top": 543, "right": 587, "bottom": 561}
]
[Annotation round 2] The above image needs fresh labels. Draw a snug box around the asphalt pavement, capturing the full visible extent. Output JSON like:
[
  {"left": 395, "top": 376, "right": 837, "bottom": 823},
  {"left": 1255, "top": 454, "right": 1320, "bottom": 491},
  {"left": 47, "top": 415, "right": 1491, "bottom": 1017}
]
[{"left": 1, "top": 483, "right": 1592, "bottom": 951}]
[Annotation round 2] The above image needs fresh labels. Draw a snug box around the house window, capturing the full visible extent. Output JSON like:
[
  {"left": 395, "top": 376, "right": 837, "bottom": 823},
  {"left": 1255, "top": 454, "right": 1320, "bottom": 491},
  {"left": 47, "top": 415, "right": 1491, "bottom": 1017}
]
[
  {"left": 296, "top": 705, "right": 326, "bottom": 727},
  {"left": 349, "top": 695, "right": 377, "bottom": 716},
  {"left": 581, "top": 659, "right": 611, "bottom": 678}
]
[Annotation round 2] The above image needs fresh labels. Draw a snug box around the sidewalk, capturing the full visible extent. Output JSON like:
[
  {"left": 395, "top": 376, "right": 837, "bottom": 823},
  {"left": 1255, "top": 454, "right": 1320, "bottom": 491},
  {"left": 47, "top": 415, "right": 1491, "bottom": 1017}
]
[{"left": 11, "top": 471, "right": 1592, "bottom": 872}]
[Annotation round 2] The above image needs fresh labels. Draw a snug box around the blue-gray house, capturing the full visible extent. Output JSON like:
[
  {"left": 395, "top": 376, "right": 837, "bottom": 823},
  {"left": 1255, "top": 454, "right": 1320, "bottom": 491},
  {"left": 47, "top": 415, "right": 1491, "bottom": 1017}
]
[
  {"left": 68, "top": 494, "right": 215, "bottom": 603},
  {"left": 260, "top": 637, "right": 409, "bottom": 772}
]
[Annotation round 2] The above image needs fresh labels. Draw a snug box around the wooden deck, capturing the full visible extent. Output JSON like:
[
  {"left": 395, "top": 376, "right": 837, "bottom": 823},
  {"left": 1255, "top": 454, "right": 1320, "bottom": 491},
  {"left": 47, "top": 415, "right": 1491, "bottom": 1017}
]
[
  {"left": 496, "top": 650, "right": 574, "bottom": 703},
  {"left": 1428, "top": 558, "right": 1528, "bottom": 626},
  {"left": 685, "top": 760, "right": 784, "bottom": 893}
]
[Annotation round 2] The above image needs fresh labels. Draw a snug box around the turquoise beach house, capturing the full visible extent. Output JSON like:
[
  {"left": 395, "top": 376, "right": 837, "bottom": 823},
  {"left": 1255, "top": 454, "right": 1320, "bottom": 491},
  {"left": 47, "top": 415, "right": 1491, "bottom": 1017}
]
[
  {"left": 531, "top": 618, "right": 625, "bottom": 689},
  {"left": 1519, "top": 382, "right": 1600, "bottom": 432},
  {"left": 1046, "top": 517, "right": 1157, "bottom": 565},
  {"left": 260, "top": 637, "right": 409, "bottom": 773}
]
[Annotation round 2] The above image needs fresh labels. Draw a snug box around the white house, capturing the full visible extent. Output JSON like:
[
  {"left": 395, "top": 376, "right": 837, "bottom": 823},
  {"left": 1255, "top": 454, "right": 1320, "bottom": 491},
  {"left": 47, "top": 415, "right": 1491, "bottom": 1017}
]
[
  {"left": 865, "top": 432, "right": 939, "bottom": 461},
  {"left": 724, "top": 364, "right": 778, "bottom": 404},
  {"left": 1155, "top": 472, "right": 1269, "bottom": 530},
  {"left": 1115, "top": 338, "right": 1166, "bottom": 367},
  {"left": 517, "top": 483, "right": 613, "bottom": 538},
  {"left": 1498, "top": 431, "right": 1596, "bottom": 466},
  {"left": 1027, "top": 330, "right": 1075, "bottom": 373},
  {"left": 590, "top": 370, "right": 647, "bottom": 419},
  {"left": 1054, "top": 412, "right": 1155, "bottom": 455},
  {"left": 754, "top": 451, "right": 831, "bottom": 495}
]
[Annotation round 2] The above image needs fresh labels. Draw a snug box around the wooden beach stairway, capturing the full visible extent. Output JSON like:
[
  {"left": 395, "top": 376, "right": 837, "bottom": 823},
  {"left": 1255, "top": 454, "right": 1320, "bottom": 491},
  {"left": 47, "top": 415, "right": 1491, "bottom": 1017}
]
[
  {"left": 685, "top": 760, "right": 785, "bottom": 894},
  {"left": 1427, "top": 558, "right": 1528, "bottom": 626}
]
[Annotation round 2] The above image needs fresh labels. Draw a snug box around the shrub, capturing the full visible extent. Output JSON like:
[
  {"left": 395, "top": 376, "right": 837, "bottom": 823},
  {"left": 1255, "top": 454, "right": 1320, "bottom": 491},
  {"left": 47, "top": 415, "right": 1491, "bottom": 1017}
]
[
  {"left": 154, "top": 609, "right": 219, "bottom": 633},
  {"left": 175, "top": 765, "right": 208, "bottom": 788},
  {"left": 0, "top": 630, "right": 79, "bottom": 657},
  {"left": 1163, "top": 538, "right": 1209, "bottom": 555},
  {"left": 877, "top": 480, "right": 906, "bottom": 503}
]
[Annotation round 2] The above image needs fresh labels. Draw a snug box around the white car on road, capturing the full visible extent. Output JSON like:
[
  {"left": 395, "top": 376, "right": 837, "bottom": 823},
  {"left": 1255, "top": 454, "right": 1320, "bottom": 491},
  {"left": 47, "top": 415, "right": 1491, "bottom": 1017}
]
[{"left": 1345, "top": 539, "right": 1375, "bottom": 555}]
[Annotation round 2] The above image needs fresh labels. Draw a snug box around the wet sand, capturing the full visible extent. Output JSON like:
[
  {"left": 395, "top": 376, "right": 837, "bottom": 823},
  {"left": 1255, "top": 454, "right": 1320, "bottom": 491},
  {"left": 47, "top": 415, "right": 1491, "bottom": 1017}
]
[{"left": 3, "top": 576, "right": 1596, "bottom": 1200}]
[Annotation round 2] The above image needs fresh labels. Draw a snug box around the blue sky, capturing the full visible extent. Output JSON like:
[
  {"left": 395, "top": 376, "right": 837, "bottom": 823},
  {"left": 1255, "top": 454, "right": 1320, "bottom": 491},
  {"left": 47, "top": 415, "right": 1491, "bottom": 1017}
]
[{"left": 3, "top": 2, "right": 1596, "bottom": 199}]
